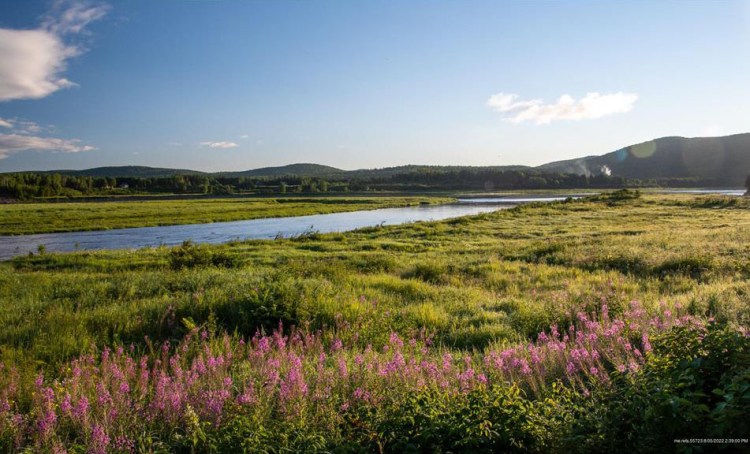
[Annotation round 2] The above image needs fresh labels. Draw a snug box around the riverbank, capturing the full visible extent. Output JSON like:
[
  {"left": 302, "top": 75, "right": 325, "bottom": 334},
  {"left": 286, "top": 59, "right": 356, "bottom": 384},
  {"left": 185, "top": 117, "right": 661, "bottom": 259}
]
[{"left": 0, "top": 196, "right": 453, "bottom": 236}]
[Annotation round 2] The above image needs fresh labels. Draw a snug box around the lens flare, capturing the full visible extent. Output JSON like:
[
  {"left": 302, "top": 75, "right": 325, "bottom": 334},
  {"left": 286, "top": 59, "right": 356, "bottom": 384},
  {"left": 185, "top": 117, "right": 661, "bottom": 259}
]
[{"left": 629, "top": 141, "right": 657, "bottom": 159}]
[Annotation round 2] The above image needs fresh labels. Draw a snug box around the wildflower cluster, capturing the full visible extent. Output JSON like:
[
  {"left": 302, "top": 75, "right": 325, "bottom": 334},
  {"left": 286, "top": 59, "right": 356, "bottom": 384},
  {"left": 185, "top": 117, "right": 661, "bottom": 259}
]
[{"left": 0, "top": 302, "right": 698, "bottom": 452}]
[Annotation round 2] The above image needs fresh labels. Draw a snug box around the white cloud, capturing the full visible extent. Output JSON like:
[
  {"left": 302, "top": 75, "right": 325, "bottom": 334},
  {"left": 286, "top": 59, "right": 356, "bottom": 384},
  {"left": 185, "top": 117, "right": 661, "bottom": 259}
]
[
  {"left": 487, "top": 91, "right": 638, "bottom": 124},
  {"left": 0, "top": 133, "right": 94, "bottom": 159},
  {"left": 0, "top": 117, "right": 48, "bottom": 134},
  {"left": 238, "top": 134, "right": 249, "bottom": 139},
  {"left": 200, "top": 141, "right": 239, "bottom": 149},
  {"left": 0, "top": 1, "right": 108, "bottom": 102},
  {"left": 42, "top": 1, "right": 111, "bottom": 36},
  {"left": 0, "top": 29, "right": 77, "bottom": 102}
]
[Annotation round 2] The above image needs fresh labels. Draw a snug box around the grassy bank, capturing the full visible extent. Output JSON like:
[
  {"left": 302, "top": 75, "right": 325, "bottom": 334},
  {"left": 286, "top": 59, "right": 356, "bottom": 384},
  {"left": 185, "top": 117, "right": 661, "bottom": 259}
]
[
  {"left": 0, "top": 193, "right": 748, "bottom": 452},
  {"left": 0, "top": 196, "right": 452, "bottom": 235}
]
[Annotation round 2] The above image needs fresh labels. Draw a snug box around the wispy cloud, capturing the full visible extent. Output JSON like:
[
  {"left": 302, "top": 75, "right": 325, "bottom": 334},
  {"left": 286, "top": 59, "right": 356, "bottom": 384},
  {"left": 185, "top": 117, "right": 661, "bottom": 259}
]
[
  {"left": 487, "top": 92, "right": 638, "bottom": 124},
  {"left": 238, "top": 134, "right": 249, "bottom": 139},
  {"left": 0, "top": 133, "right": 94, "bottom": 159},
  {"left": 0, "top": 1, "right": 109, "bottom": 102},
  {"left": 200, "top": 141, "right": 239, "bottom": 149},
  {"left": 0, "top": 117, "right": 94, "bottom": 159},
  {"left": 42, "top": 0, "right": 111, "bottom": 36},
  {"left": 0, "top": 117, "right": 49, "bottom": 134}
]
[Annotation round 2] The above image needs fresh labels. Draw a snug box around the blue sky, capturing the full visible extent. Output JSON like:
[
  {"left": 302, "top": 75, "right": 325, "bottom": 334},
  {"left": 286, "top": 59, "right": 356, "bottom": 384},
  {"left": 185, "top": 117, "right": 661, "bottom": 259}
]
[{"left": 1, "top": 0, "right": 749, "bottom": 172}]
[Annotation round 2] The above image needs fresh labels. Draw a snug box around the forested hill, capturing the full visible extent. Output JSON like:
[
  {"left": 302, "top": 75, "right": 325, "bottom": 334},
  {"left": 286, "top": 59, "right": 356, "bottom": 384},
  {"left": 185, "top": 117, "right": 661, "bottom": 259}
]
[
  {"left": 38, "top": 166, "right": 207, "bottom": 178},
  {"left": 538, "top": 133, "right": 750, "bottom": 185},
  {"left": 343, "top": 165, "right": 530, "bottom": 179},
  {"left": 2, "top": 133, "right": 749, "bottom": 193},
  {"left": 220, "top": 163, "right": 344, "bottom": 178}
]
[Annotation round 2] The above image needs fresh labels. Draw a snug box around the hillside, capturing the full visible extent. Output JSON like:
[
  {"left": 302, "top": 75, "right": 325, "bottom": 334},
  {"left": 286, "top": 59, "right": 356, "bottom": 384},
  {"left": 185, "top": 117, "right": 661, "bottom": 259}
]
[
  {"left": 44, "top": 166, "right": 207, "bottom": 178},
  {"left": 343, "top": 164, "right": 531, "bottom": 179},
  {"left": 6, "top": 133, "right": 750, "bottom": 185},
  {"left": 222, "top": 163, "right": 344, "bottom": 178},
  {"left": 538, "top": 133, "right": 750, "bottom": 185}
]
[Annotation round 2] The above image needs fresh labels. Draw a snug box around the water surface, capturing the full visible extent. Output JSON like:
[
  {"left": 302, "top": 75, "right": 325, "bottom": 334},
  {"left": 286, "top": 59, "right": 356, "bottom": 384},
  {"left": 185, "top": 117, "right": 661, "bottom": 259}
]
[
  {"left": 3, "top": 190, "right": 744, "bottom": 260},
  {"left": 660, "top": 189, "right": 746, "bottom": 196},
  {"left": 0, "top": 202, "right": 512, "bottom": 260},
  {"left": 457, "top": 196, "right": 587, "bottom": 203}
]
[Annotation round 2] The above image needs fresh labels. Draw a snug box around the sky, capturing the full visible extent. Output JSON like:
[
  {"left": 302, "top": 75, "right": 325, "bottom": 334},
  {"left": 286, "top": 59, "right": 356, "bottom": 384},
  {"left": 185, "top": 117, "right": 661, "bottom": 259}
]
[{"left": 0, "top": 0, "right": 749, "bottom": 172}]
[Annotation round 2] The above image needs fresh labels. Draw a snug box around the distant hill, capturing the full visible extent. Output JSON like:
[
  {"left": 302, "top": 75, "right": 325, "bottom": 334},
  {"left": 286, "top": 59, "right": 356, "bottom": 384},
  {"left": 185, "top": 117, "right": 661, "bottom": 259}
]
[
  {"left": 221, "top": 163, "right": 344, "bottom": 178},
  {"left": 41, "top": 166, "right": 207, "bottom": 178},
  {"left": 7, "top": 133, "right": 750, "bottom": 185},
  {"left": 343, "top": 164, "right": 531, "bottom": 179},
  {"left": 538, "top": 133, "right": 750, "bottom": 185}
]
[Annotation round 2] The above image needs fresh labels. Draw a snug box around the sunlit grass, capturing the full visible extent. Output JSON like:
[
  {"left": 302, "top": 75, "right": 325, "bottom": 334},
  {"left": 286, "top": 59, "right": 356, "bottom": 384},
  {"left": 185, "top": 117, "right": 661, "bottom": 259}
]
[{"left": 0, "top": 193, "right": 749, "bottom": 451}]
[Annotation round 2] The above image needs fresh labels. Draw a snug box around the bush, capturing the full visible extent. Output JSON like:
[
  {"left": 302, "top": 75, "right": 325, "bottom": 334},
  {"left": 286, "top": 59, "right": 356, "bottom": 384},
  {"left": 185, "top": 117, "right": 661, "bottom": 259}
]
[
  {"left": 403, "top": 261, "right": 449, "bottom": 285},
  {"left": 523, "top": 242, "right": 567, "bottom": 265},
  {"left": 654, "top": 255, "right": 714, "bottom": 280},
  {"left": 349, "top": 253, "right": 398, "bottom": 273},
  {"left": 566, "top": 322, "right": 750, "bottom": 453},
  {"left": 590, "top": 189, "right": 642, "bottom": 205},
  {"left": 169, "top": 240, "right": 238, "bottom": 270},
  {"left": 347, "top": 386, "right": 534, "bottom": 453}
]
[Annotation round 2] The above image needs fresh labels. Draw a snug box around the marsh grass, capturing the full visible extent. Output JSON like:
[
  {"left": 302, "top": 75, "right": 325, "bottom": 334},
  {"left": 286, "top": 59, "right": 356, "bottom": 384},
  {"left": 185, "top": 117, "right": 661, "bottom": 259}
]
[
  {"left": 1, "top": 194, "right": 747, "bottom": 364},
  {"left": 0, "top": 194, "right": 749, "bottom": 451}
]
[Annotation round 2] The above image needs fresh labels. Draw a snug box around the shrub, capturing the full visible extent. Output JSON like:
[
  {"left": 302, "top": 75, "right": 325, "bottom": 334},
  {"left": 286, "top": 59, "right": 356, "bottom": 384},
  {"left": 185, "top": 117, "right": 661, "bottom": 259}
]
[
  {"left": 169, "top": 240, "right": 238, "bottom": 270},
  {"left": 590, "top": 189, "right": 642, "bottom": 205},
  {"left": 403, "top": 261, "right": 449, "bottom": 285},
  {"left": 0, "top": 304, "right": 708, "bottom": 452},
  {"left": 653, "top": 255, "right": 714, "bottom": 280},
  {"left": 349, "top": 253, "right": 398, "bottom": 273},
  {"left": 566, "top": 322, "right": 750, "bottom": 453},
  {"left": 523, "top": 242, "right": 567, "bottom": 265}
]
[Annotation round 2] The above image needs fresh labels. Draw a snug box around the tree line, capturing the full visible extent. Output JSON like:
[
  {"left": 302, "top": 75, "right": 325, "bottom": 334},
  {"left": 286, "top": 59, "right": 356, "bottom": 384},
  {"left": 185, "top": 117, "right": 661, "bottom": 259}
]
[{"left": 0, "top": 169, "right": 742, "bottom": 200}]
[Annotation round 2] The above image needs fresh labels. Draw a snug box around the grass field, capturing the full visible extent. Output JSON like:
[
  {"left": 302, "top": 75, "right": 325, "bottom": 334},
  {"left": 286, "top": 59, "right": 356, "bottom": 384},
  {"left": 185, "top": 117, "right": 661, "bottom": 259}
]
[
  {"left": 0, "top": 192, "right": 748, "bottom": 452},
  {"left": 0, "top": 196, "right": 452, "bottom": 235}
]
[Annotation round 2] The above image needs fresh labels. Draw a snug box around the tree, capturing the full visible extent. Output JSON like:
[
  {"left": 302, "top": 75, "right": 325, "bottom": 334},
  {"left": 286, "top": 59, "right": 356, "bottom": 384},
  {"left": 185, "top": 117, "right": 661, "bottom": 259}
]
[{"left": 745, "top": 174, "right": 750, "bottom": 196}]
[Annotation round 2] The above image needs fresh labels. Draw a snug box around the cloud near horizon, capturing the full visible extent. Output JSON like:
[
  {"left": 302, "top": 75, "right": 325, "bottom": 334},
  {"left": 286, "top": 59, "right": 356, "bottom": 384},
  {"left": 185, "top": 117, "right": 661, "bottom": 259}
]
[
  {"left": 200, "top": 141, "right": 239, "bottom": 149},
  {"left": 0, "top": 133, "right": 95, "bottom": 159},
  {"left": 0, "top": 1, "right": 109, "bottom": 102},
  {"left": 487, "top": 92, "right": 638, "bottom": 124},
  {"left": 0, "top": 117, "right": 94, "bottom": 159}
]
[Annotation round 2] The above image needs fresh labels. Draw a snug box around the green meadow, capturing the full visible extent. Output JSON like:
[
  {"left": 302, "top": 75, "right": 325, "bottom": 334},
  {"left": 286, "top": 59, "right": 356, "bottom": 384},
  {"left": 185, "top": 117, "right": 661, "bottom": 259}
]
[
  {"left": 0, "top": 192, "right": 748, "bottom": 452},
  {"left": 2, "top": 192, "right": 748, "bottom": 363}
]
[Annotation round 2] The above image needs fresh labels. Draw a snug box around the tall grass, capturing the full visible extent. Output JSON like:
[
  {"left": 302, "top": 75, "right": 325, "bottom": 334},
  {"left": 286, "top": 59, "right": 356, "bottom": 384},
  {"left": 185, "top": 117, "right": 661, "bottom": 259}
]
[
  {"left": 0, "top": 303, "right": 706, "bottom": 452},
  {"left": 0, "top": 194, "right": 749, "bottom": 451}
]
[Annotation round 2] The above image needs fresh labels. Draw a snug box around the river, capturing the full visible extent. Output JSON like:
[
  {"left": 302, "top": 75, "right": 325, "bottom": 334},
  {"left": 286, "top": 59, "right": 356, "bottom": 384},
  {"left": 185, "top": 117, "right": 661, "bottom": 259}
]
[{"left": 0, "top": 190, "right": 743, "bottom": 260}]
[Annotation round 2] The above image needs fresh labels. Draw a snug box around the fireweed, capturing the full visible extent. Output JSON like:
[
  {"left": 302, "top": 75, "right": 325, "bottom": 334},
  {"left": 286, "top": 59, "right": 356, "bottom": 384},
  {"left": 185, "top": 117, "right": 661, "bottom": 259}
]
[{"left": 0, "top": 301, "right": 701, "bottom": 452}]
